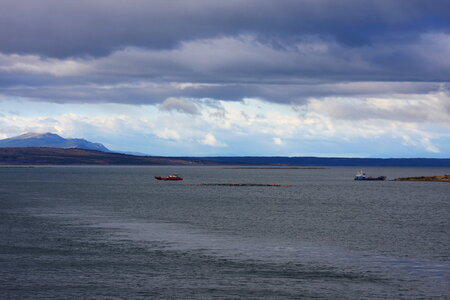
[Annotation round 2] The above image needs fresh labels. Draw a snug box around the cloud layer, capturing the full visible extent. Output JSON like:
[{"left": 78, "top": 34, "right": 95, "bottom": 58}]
[
  {"left": 1, "top": 35, "right": 449, "bottom": 105},
  {"left": 1, "top": 95, "right": 449, "bottom": 157},
  {"left": 1, "top": 0, "right": 449, "bottom": 156},
  {"left": 3, "top": 0, "right": 450, "bottom": 57}
]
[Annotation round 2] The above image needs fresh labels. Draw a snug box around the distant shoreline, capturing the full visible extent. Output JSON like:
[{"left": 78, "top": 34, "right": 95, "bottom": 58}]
[
  {"left": 224, "top": 167, "right": 326, "bottom": 169},
  {"left": 0, "top": 166, "right": 49, "bottom": 168},
  {"left": 1, "top": 147, "right": 450, "bottom": 167},
  {"left": 393, "top": 175, "right": 450, "bottom": 182}
]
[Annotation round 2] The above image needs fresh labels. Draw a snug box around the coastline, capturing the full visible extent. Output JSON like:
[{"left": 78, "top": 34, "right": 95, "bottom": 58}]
[{"left": 393, "top": 175, "right": 450, "bottom": 182}]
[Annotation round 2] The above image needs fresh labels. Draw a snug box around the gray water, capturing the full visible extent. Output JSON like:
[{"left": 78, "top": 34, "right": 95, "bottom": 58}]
[{"left": 0, "top": 166, "right": 449, "bottom": 299}]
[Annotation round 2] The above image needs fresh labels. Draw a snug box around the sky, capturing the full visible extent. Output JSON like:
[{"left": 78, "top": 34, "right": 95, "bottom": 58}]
[{"left": 1, "top": 0, "right": 450, "bottom": 157}]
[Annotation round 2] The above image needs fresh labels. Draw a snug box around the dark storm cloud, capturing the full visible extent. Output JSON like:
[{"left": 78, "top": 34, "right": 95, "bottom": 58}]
[
  {"left": 0, "top": 75, "right": 444, "bottom": 105},
  {"left": 2, "top": 0, "right": 449, "bottom": 58},
  {"left": 1, "top": 0, "right": 450, "bottom": 107}
]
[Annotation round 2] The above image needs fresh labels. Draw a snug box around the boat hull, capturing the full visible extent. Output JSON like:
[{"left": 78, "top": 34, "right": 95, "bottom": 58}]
[
  {"left": 354, "top": 176, "right": 386, "bottom": 181},
  {"left": 154, "top": 176, "right": 183, "bottom": 181}
]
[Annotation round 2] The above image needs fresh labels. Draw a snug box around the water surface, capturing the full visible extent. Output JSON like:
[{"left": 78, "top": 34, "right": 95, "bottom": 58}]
[{"left": 0, "top": 166, "right": 449, "bottom": 299}]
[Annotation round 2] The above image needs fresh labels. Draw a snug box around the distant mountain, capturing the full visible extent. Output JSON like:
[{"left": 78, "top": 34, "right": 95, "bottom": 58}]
[{"left": 0, "top": 132, "right": 110, "bottom": 152}]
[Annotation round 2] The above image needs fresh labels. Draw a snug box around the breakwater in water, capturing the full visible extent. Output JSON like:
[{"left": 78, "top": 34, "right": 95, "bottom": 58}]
[{"left": 185, "top": 183, "right": 293, "bottom": 187}]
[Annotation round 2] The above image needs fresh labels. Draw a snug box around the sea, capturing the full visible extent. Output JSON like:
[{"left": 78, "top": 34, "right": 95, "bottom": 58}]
[{"left": 0, "top": 166, "right": 449, "bottom": 299}]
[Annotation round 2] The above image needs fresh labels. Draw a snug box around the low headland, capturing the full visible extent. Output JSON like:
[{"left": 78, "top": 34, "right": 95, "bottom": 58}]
[
  {"left": 393, "top": 175, "right": 450, "bottom": 182},
  {"left": 0, "top": 147, "right": 210, "bottom": 165}
]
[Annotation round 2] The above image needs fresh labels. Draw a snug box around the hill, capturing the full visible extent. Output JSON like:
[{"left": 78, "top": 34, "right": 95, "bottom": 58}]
[
  {"left": 0, "top": 133, "right": 110, "bottom": 152},
  {"left": 0, "top": 148, "right": 209, "bottom": 165}
]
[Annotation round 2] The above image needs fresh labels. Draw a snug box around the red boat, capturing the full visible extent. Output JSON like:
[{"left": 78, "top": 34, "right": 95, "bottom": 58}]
[{"left": 154, "top": 174, "right": 183, "bottom": 181}]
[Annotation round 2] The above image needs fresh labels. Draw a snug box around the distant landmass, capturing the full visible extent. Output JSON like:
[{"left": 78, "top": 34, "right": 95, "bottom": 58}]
[
  {"left": 184, "top": 156, "right": 450, "bottom": 167},
  {"left": 0, "top": 148, "right": 211, "bottom": 165},
  {"left": 1, "top": 133, "right": 449, "bottom": 166},
  {"left": 0, "top": 147, "right": 450, "bottom": 166},
  {"left": 0, "top": 132, "right": 110, "bottom": 152}
]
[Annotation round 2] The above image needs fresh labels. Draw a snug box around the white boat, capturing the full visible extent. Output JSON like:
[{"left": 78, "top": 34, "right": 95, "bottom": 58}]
[{"left": 354, "top": 170, "right": 386, "bottom": 181}]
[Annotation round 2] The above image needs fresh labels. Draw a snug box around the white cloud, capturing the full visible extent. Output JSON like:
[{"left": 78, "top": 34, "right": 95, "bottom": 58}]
[
  {"left": 401, "top": 135, "right": 440, "bottom": 153},
  {"left": 307, "top": 92, "right": 450, "bottom": 124},
  {"left": 199, "top": 133, "right": 227, "bottom": 147},
  {"left": 156, "top": 128, "right": 182, "bottom": 140},
  {"left": 273, "top": 137, "right": 283, "bottom": 145}
]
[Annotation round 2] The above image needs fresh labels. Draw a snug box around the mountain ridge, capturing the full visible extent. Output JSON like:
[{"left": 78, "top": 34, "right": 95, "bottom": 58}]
[{"left": 0, "top": 132, "right": 110, "bottom": 152}]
